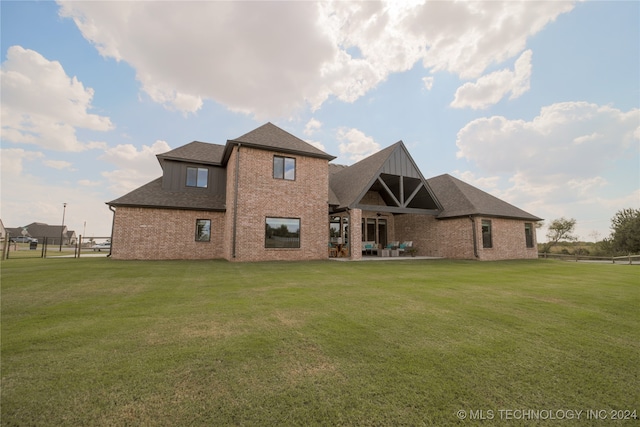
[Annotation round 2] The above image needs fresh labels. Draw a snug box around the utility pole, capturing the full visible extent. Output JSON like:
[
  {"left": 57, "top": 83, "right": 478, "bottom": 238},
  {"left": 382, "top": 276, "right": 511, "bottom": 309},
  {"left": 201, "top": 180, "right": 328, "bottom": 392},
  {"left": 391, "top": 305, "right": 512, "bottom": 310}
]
[{"left": 59, "top": 203, "right": 67, "bottom": 252}]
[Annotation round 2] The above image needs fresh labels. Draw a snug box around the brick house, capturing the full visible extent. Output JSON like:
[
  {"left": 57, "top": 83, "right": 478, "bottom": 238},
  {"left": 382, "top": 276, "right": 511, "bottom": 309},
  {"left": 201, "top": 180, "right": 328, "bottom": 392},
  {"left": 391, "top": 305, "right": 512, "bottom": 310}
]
[{"left": 108, "top": 123, "right": 541, "bottom": 261}]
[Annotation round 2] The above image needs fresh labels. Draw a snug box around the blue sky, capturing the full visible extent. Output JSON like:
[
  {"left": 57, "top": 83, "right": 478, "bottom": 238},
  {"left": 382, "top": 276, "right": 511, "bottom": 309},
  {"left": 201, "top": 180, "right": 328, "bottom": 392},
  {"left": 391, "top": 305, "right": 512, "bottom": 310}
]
[{"left": 1, "top": 1, "right": 638, "bottom": 241}]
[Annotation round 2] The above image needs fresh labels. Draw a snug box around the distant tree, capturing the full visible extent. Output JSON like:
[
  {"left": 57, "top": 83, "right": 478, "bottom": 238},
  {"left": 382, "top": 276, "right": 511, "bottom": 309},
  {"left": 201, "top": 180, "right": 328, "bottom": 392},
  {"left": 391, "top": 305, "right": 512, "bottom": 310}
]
[
  {"left": 542, "top": 217, "right": 577, "bottom": 253},
  {"left": 610, "top": 208, "right": 640, "bottom": 254}
]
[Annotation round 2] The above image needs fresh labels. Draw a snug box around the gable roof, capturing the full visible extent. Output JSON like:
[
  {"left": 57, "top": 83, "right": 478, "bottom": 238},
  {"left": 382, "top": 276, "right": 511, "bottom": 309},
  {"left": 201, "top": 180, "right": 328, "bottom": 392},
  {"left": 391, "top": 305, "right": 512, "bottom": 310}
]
[
  {"left": 329, "top": 141, "right": 441, "bottom": 212},
  {"left": 157, "top": 141, "right": 225, "bottom": 166},
  {"left": 223, "top": 122, "right": 335, "bottom": 163},
  {"left": 427, "top": 174, "right": 542, "bottom": 221},
  {"left": 330, "top": 143, "right": 398, "bottom": 208},
  {"left": 18, "top": 222, "right": 73, "bottom": 239},
  {"left": 5, "top": 227, "right": 26, "bottom": 238},
  {"left": 108, "top": 178, "right": 226, "bottom": 211}
]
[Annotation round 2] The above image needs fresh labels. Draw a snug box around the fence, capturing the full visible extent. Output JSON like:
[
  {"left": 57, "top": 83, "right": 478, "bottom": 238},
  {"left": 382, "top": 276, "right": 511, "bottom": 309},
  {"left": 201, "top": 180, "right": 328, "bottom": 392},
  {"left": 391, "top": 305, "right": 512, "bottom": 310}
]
[
  {"left": 1, "top": 235, "right": 111, "bottom": 260},
  {"left": 539, "top": 252, "right": 640, "bottom": 264}
]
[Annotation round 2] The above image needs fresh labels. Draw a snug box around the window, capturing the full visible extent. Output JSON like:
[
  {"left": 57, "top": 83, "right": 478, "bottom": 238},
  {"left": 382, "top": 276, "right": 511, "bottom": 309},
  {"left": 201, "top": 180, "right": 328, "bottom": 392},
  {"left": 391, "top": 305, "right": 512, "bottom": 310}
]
[
  {"left": 482, "top": 219, "right": 493, "bottom": 248},
  {"left": 330, "top": 215, "right": 349, "bottom": 245},
  {"left": 525, "top": 223, "right": 534, "bottom": 248},
  {"left": 195, "top": 219, "right": 211, "bottom": 242},
  {"left": 273, "top": 156, "right": 296, "bottom": 180},
  {"left": 330, "top": 216, "right": 341, "bottom": 244},
  {"left": 187, "top": 167, "right": 208, "bottom": 188},
  {"left": 265, "top": 217, "right": 300, "bottom": 248}
]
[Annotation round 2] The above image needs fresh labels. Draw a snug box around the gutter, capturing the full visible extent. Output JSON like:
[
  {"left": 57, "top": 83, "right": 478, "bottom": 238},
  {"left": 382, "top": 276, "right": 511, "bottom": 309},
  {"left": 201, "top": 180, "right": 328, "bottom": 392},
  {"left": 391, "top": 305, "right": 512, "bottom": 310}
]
[
  {"left": 232, "top": 144, "right": 241, "bottom": 258},
  {"left": 108, "top": 205, "right": 116, "bottom": 257},
  {"left": 469, "top": 215, "right": 479, "bottom": 258}
]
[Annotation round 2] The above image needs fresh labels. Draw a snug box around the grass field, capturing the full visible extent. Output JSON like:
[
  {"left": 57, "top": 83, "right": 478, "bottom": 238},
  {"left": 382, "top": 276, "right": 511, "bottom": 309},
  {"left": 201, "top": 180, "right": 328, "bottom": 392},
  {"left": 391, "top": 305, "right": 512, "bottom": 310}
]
[{"left": 1, "top": 258, "right": 638, "bottom": 426}]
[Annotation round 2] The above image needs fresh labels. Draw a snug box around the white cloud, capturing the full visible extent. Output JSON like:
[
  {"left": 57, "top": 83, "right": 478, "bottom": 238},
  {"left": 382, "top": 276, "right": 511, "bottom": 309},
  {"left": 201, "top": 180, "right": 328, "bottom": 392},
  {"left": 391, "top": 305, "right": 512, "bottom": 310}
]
[
  {"left": 78, "top": 179, "right": 101, "bottom": 187},
  {"left": 456, "top": 102, "right": 640, "bottom": 240},
  {"left": 411, "top": 2, "right": 573, "bottom": 79},
  {"left": 337, "top": 127, "right": 380, "bottom": 163},
  {"left": 453, "top": 170, "right": 500, "bottom": 191},
  {"left": 43, "top": 160, "right": 74, "bottom": 170},
  {"left": 0, "top": 46, "right": 113, "bottom": 151},
  {"left": 422, "top": 76, "right": 434, "bottom": 91},
  {"left": 0, "top": 148, "right": 44, "bottom": 175},
  {"left": 100, "top": 139, "right": 171, "bottom": 194},
  {"left": 0, "top": 149, "right": 113, "bottom": 237},
  {"left": 456, "top": 102, "right": 639, "bottom": 178},
  {"left": 308, "top": 140, "right": 326, "bottom": 152},
  {"left": 304, "top": 118, "right": 323, "bottom": 136},
  {"left": 451, "top": 49, "right": 532, "bottom": 109},
  {"left": 57, "top": 1, "right": 574, "bottom": 118},
  {"left": 58, "top": 1, "right": 335, "bottom": 118}
]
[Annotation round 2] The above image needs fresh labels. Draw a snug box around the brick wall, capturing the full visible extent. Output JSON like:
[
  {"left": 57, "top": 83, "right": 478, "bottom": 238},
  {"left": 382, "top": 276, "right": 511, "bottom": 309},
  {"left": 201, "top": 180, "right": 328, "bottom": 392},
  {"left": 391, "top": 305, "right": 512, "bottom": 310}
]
[
  {"left": 394, "top": 214, "right": 538, "bottom": 260},
  {"left": 395, "top": 214, "right": 476, "bottom": 258},
  {"left": 474, "top": 217, "right": 538, "bottom": 260},
  {"left": 111, "top": 207, "right": 224, "bottom": 260},
  {"left": 228, "top": 146, "right": 329, "bottom": 262}
]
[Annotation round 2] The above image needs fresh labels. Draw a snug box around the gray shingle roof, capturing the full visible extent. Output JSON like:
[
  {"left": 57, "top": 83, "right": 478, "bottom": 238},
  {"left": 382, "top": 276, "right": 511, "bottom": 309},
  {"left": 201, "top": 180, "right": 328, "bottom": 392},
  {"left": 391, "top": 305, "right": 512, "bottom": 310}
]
[
  {"left": 108, "top": 178, "right": 226, "bottom": 211},
  {"left": 427, "top": 174, "right": 542, "bottom": 221},
  {"left": 10, "top": 223, "right": 74, "bottom": 240},
  {"left": 158, "top": 141, "right": 225, "bottom": 165},
  {"left": 224, "top": 122, "right": 336, "bottom": 162},
  {"left": 329, "top": 143, "right": 401, "bottom": 209}
]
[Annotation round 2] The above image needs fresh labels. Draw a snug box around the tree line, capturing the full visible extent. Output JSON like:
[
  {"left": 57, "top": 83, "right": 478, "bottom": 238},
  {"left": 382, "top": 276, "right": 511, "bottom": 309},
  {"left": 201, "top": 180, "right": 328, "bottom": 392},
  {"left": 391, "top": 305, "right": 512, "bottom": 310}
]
[{"left": 541, "top": 208, "right": 640, "bottom": 256}]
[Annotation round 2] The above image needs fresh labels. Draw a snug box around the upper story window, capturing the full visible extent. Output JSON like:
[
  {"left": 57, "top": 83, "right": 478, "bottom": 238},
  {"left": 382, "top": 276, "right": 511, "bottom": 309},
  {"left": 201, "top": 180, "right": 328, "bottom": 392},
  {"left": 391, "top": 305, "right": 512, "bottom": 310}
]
[
  {"left": 273, "top": 156, "right": 296, "bottom": 180},
  {"left": 482, "top": 219, "right": 493, "bottom": 248},
  {"left": 186, "top": 167, "right": 208, "bottom": 188}
]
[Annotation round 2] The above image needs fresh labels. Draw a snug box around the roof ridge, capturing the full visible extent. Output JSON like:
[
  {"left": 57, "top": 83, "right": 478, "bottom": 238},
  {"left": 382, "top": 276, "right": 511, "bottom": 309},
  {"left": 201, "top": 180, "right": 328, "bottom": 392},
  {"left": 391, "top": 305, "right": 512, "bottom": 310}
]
[{"left": 229, "top": 122, "right": 335, "bottom": 160}]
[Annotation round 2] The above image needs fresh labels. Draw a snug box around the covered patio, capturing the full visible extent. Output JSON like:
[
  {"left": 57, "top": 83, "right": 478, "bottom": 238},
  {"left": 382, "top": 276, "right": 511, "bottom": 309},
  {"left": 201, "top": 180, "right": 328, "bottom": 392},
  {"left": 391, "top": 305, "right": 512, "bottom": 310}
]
[{"left": 328, "top": 141, "right": 442, "bottom": 261}]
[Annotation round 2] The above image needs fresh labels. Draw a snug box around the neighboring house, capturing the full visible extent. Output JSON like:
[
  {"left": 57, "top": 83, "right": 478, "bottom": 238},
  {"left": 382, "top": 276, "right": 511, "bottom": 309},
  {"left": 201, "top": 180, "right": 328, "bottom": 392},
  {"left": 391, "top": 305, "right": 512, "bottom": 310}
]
[
  {"left": 108, "top": 123, "right": 541, "bottom": 262},
  {"left": 0, "top": 219, "right": 6, "bottom": 241},
  {"left": 10, "top": 222, "right": 76, "bottom": 245},
  {"left": 5, "top": 227, "right": 30, "bottom": 240}
]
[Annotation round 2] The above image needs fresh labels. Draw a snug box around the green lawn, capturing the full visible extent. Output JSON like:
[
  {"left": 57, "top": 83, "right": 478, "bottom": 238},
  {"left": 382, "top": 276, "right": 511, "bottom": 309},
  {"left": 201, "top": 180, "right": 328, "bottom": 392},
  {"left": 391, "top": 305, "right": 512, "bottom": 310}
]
[{"left": 1, "top": 259, "right": 638, "bottom": 426}]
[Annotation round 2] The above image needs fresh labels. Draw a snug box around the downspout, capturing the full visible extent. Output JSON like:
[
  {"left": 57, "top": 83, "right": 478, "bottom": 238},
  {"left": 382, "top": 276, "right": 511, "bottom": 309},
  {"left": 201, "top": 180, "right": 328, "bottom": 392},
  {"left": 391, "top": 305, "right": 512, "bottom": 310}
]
[
  {"left": 469, "top": 215, "right": 479, "bottom": 258},
  {"left": 108, "top": 205, "right": 116, "bottom": 257},
  {"left": 232, "top": 144, "right": 241, "bottom": 258}
]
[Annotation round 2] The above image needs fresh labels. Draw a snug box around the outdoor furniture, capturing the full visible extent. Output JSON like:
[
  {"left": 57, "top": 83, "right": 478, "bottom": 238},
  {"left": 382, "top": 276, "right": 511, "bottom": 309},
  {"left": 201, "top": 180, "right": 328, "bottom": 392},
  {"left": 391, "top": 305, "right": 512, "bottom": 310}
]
[
  {"left": 328, "top": 244, "right": 338, "bottom": 258},
  {"left": 339, "top": 244, "right": 349, "bottom": 257},
  {"left": 362, "top": 241, "right": 377, "bottom": 255},
  {"left": 398, "top": 241, "right": 413, "bottom": 255},
  {"left": 386, "top": 241, "right": 399, "bottom": 250},
  {"left": 379, "top": 249, "right": 390, "bottom": 257}
]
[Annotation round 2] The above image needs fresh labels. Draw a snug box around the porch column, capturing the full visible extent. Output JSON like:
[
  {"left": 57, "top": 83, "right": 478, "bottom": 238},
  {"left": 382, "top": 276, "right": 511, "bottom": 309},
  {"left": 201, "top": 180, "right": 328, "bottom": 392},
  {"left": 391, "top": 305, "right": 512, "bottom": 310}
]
[{"left": 349, "top": 208, "right": 362, "bottom": 260}]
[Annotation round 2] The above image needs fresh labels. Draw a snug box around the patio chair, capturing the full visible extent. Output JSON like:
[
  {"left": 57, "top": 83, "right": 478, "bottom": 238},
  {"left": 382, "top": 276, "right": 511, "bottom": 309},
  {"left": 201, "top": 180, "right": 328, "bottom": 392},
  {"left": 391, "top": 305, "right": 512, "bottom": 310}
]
[
  {"left": 398, "top": 241, "right": 413, "bottom": 255},
  {"left": 363, "top": 242, "right": 377, "bottom": 255},
  {"left": 340, "top": 244, "right": 349, "bottom": 258},
  {"left": 386, "top": 241, "right": 400, "bottom": 249},
  {"left": 328, "top": 243, "right": 338, "bottom": 258}
]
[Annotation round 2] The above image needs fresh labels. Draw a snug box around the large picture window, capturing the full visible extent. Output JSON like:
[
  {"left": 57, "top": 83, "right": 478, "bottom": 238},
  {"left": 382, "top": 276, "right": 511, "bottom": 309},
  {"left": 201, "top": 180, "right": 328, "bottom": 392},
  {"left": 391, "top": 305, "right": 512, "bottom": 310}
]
[
  {"left": 187, "top": 167, "right": 208, "bottom": 188},
  {"left": 482, "top": 219, "right": 493, "bottom": 248},
  {"left": 265, "top": 217, "right": 300, "bottom": 248},
  {"left": 195, "top": 219, "right": 211, "bottom": 242},
  {"left": 273, "top": 156, "right": 296, "bottom": 180}
]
